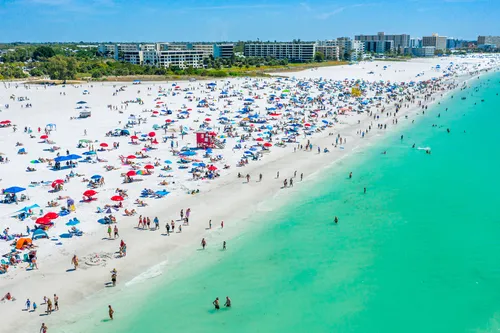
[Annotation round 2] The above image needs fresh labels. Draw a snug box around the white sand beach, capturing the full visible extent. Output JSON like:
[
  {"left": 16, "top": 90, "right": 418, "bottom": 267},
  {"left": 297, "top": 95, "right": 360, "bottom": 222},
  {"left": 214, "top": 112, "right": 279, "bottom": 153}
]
[{"left": 0, "top": 55, "right": 499, "bottom": 332}]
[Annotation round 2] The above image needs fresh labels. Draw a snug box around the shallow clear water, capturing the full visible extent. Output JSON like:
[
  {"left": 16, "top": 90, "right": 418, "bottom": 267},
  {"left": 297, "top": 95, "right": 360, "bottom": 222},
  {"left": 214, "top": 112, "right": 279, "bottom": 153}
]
[{"left": 59, "top": 73, "right": 500, "bottom": 333}]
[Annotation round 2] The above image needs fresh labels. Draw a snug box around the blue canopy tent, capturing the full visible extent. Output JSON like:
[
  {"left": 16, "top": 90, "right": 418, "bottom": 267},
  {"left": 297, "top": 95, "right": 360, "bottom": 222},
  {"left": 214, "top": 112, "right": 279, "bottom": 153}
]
[
  {"left": 76, "top": 101, "right": 87, "bottom": 105},
  {"left": 16, "top": 204, "right": 39, "bottom": 213},
  {"left": 91, "top": 175, "right": 102, "bottom": 180},
  {"left": 46, "top": 123, "right": 57, "bottom": 130},
  {"left": 4, "top": 186, "right": 26, "bottom": 194},
  {"left": 66, "top": 218, "right": 80, "bottom": 226},
  {"left": 32, "top": 228, "right": 48, "bottom": 240}
]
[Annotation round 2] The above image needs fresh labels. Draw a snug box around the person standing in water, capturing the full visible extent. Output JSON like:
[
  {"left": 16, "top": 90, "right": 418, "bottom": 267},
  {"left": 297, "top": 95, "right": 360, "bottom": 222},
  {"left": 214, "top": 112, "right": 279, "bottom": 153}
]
[
  {"left": 364, "top": 187, "right": 366, "bottom": 194},
  {"left": 223, "top": 241, "right": 226, "bottom": 250},
  {"left": 224, "top": 296, "right": 231, "bottom": 308},
  {"left": 213, "top": 297, "right": 220, "bottom": 310},
  {"left": 334, "top": 216, "right": 339, "bottom": 224},
  {"left": 201, "top": 238, "right": 207, "bottom": 249},
  {"left": 349, "top": 172, "right": 352, "bottom": 179},
  {"left": 108, "top": 305, "right": 114, "bottom": 320}
]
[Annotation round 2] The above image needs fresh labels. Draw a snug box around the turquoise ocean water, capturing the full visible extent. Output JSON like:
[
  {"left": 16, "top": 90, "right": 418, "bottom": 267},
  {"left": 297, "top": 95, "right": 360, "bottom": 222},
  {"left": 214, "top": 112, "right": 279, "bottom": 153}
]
[{"left": 59, "top": 73, "right": 500, "bottom": 333}]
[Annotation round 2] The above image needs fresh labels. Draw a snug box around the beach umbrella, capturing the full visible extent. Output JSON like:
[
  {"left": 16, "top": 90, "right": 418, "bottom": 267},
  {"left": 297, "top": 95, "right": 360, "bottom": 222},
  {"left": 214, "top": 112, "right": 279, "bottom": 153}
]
[
  {"left": 83, "top": 189, "right": 97, "bottom": 197},
  {"left": 164, "top": 160, "right": 172, "bottom": 164},
  {"left": 165, "top": 119, "right": 172, "bottom": 123},
  {"left": 208, "top": 165, "right": 217, "bottom": 171},
  {"left": 76, "top": 101, "right": 87, "bottom": 104},
  {"left": 130, "top": 136, "right": 138, "bottom": 140},
  {"left": 90, "top": 175, "right": 102, "bottom": 180},
  {"left": 264, "top": 142, "right": 273, "bottom": 147},
  {"left": 205, "top": 118, "right": 211, "bottom": 122},
  {"left": 256, "top": 138, "right": 264, "bottom": 142},
  {"left": 30, "top": 160, "right": 40, "bottom": 164},
  {"left": 83, "top": 151, "right": 96, "bottom": 156},
  {"left": 144, "top": 164, "right": 154, "bottom": 170},
  {"left": 51, "top": 179, "right": 64, "bottom": 188},
  {"left": 126, "top": 170, "right": 137, "bottom": 177},
  {"left": 111, "top": 195, "right": 124, "bottom": 202},
  {"left": 40, "top": 135, "right": 48, "bottom": 139},
  {"left": 100, "top": 143, "right": 108, "bottom": 148},
  {"left": 36, "top": 217, "right": 52, "bottom": 225},
  {"left": 127, "top": 155, "right": 136, "bottom": 160},
  {"left": 44, "top": 212, "right": 59, "bottom": 220},
  {"left": 148, "top": 132, "right": 156, "bottom": 137}
]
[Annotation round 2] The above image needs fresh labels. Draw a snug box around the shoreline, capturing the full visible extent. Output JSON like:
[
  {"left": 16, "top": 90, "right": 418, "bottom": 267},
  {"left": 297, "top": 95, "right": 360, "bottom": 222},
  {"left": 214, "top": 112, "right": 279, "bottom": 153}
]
[{"left": 1, "top": 57, "right": 499, "bottom": 333}]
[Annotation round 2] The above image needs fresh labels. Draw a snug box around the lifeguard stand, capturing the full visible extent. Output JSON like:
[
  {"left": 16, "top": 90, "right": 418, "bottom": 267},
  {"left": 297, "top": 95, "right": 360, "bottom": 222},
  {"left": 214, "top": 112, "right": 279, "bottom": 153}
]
[{"left": 196, "top": 132, "right": 215, "bottom": 149}]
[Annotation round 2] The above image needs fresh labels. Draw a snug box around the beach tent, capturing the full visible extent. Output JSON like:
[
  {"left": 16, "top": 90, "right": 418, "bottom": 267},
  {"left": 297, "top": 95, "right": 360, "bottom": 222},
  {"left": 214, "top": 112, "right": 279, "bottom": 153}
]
[
  {"left": 32, "top": 229, "right": 48, "bottom": 240},
  {"left": 4, "top": 186, "right": 26, "bottom": 194},
  {"left": 46, "top": 123, "right": 57, "bottom": 130},
  {"left": 15, "top": 238, "right": 32, "bottom": 249},
  {"left": 16, "top": 204, "right": 40, "bottom": 213}
]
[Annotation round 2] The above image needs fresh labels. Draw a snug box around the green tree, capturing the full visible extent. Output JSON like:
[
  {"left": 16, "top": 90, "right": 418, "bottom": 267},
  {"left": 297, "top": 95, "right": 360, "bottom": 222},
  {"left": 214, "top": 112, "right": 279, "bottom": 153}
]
[
  {"left": 33, "top": 46, "right": 56, "bottom": 60},
  {"left": 314, "top": 52, "right": 325, "bottom": 62}
]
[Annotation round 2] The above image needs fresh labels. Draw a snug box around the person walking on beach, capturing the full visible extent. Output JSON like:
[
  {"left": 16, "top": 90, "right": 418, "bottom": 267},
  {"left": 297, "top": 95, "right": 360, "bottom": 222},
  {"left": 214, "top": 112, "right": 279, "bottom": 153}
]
[
  {"left": 221, "top": 221, "right": 224, "bottom": 229},
  {"left": 246, "top": 174, "right": 250, "bottom": 183},
  {"left": 201, "top": 238, "right": 207, "bottom": 249},
  {"left": 154, "top": 217, "right": 159, "bottom": 230},
  {"left": 54, "top": 294, "right": 59, "bottom": 311},
  {"left": 137, "top": 215, "right": 143, "bottom": 229},
  {"left": 107, "top": 225, "right": 112, "bottom": 239},
  {"left": 223, "top": 241, "right": 226, "bottom": 250},
  {"left": 25, "top": 298, "right": 31, "bottom": 311},
  {"left": 276, "top": 171, "right": 279, "bottom": 179},
  {"left": 290, "top": 178, "right": 293, "bottom": 187},
  {"left": 40, "top": 323, "right": 48, "bottom": 333},
  {"left": 224, "top": 296, "right": 231, "bottom": 308},
  {"left": 114, "top": 225, "right": 119, "bottom": 238},
  {"left": 71, "top": 255, "right": 79, "bottom": 270},
  {"left": 180, "top": 209, "right": 184, "bottom": 220},
  {"left": 209, "top": 220, "right": 212, "bottom": 229},
  {"left": 108, "top": 305, "right": 114, "bottom": 320},
  {"left": 111, "top": 271, "right": 117, "bottom": 287},
  {"left": 213, "top": 297, "right": 220, "bottom": 310},
  {"left": 46, "top": 297, "right": 52, "bottom": 315},
  {"left": 301, "top": 173, "right": 303, "bottom": 181}
]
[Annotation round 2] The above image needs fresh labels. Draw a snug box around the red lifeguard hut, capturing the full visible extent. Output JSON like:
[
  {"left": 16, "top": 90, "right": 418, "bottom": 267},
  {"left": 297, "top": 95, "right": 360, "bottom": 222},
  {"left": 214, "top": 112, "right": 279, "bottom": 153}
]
[{"left": 196, "top": 131, "right": 216, "bottom": 149}]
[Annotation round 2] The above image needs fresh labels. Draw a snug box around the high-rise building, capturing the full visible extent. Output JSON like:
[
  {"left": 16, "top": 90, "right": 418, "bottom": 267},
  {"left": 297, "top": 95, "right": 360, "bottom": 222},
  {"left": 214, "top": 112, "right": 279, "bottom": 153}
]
[
  {"left": 97, "top": 42, "right": 234, "bottom": 68},
  {"left": 243, "top": 42, "right": 316, "bottom": 62},
  {"left": 336, "top": 37, "right": 364, "bottom": 61},
  {"left": 315, "top": 40, "right": 340, "bottom": 61},
  {"left": 213, "top": 44, "right": 235, "bottom": 58},
  {"left": 422, "top": 33, "right": 447, "bottom": 51},
  {"left": 355, "top": 32, "right": 410, "bottom": 54},
  {"left": 477, "top": 36, "right": 500, "bottom": 48}
]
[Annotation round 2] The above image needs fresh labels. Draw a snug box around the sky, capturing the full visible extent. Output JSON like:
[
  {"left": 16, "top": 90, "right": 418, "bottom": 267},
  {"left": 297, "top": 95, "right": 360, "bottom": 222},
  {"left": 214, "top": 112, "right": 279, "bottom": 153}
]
[{"left": 0, "top": 0, "right": 498, "bottom": 42}]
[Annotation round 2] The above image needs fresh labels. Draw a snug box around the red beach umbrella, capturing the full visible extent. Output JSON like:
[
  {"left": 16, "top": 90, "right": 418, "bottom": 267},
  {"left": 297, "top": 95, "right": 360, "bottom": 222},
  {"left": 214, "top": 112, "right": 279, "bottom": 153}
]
[
  {"left": 130, "top": 136, "right": 138, "bottom": 140},
  {"left": 126, "top": 170, "right": 136, "bottom": 177},
  {"left": 264, "top": 142, "right": 272, "bottom": 147},
  {"left": 111, "top": 195, "right": 124, "bottom": 202},
  {"left": 208, "top": 165, "right": 217, "bottom": 171},
  {"left": 304, "top": 123, "right": 311, "bottom": 127},
  {"left": 144, "top": 164, "right": 154, "bottom": 170},
  {"left": 51, "top": 179, "right": 64, "bottom": 188},
  {"left": 165, "top": 119, "right": 172, "bottom": 123},
  {"left": 100, "top": 143, "right": 108, "bottom": 147},
  {"left": 205, "top": 118, "right": 211, "bottom": 122},
  {"left": 256, "top": 138, "right": 264, "bottom": 142},
  {"left": 148, "top": 132, "right": 156, "bottom": 137},
  {"left": 36, "top": 217, "right": 52, "bottom": 225},
  {"left": 152, "top": 111, "right": 159, "bottom": 114},
  {"left": 40, "top": 135, "right": 49, "bottom": 139},
  {"left": 83, "top": 189, "right": 97, "bottom": 197},
  {"left": 127, "top": 155, "right": 136, "bottom": 159},
  {"left": 44, "top": 212, "right": 59, "bottom": 220}
]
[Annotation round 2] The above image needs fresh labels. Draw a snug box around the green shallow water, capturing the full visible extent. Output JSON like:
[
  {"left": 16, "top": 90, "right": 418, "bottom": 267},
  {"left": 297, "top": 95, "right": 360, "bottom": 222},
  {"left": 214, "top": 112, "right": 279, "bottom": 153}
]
[{"left": 59, "top": 73, "right": 500, "bottom": 333}]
